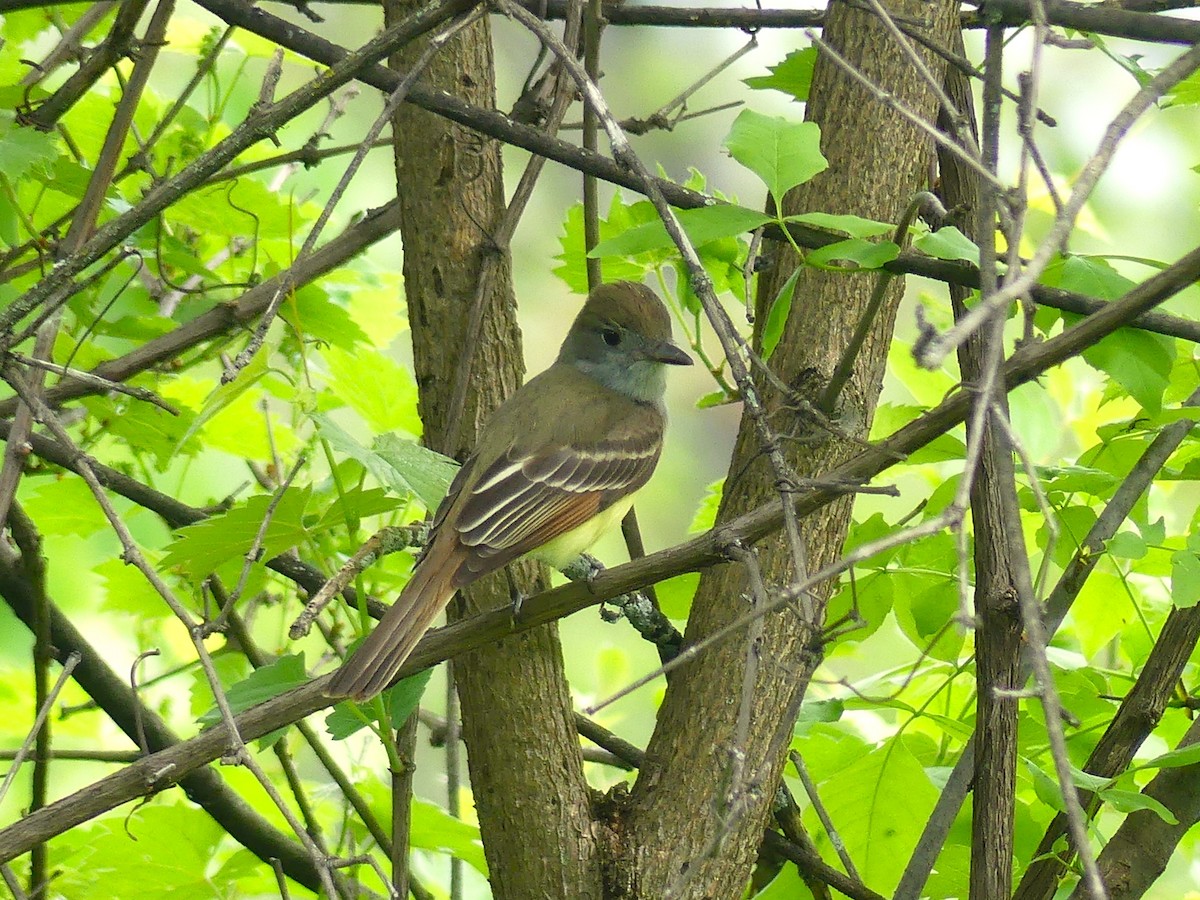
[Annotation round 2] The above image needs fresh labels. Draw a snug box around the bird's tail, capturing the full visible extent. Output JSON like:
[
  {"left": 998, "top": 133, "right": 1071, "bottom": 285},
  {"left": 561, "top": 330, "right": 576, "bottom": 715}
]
[{"left": 324, "top": 555, "right": 459, "bottom": 701}]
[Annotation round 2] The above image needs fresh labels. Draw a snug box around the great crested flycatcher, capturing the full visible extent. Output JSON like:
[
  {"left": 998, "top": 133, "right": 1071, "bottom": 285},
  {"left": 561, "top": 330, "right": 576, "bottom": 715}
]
[{"left": 326, "top": 280, "right": 692, "bottom": 700}]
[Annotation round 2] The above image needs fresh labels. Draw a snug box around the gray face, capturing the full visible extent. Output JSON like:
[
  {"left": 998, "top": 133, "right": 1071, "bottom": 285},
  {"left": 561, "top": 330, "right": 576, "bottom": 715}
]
[{"left": 561, "top": 309, "right": 696, "bottom": 405}]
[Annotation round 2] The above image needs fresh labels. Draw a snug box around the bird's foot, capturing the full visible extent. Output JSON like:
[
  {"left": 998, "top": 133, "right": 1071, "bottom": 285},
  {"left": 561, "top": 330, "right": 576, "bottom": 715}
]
[
  {"left": 561, "top": 552, "right": 605, "bottom": 588},
  {"left": 504, "top": 566, "right": 526, "bottom": 621}
]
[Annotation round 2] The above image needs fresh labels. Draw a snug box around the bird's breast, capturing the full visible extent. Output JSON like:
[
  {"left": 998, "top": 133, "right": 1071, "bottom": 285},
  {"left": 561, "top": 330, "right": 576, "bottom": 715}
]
[{"left": 528, "top": 493, "right": 639, "bottom": 569}]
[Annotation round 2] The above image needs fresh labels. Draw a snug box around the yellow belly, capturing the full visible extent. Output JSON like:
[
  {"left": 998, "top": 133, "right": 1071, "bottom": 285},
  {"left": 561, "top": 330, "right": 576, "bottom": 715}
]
[{"left": 529, "top": 494, "right": 638, "bottom": 569}]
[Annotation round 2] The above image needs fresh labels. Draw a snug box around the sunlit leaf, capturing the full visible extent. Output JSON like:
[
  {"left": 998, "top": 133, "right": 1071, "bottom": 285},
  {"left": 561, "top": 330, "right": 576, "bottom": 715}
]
[
  {"left": 913, "top": 226, "right": 980, "bottom": 264},
  {"left": 325, "top": 669, "right": 433, "bottom": 739},
  {"left": 761, "top": 266, "right": 801, "bottom": 360},
  {"left": 160, "top": 487, "right": 312, "bottom": 577},
  {"left": 197, "top": 653, "right": 309, "bottom": 749},
  {"left": 411, "top": 798, "right": 489, "bottom": 874},
  {"left": 588, "top": 203, "right": 770, "bottom": 258},
  {"left": 313, "top": 414, "right": 458, "bottom": 512},
  {"left": 743, "top": 47, "right": 817, "bottom": 102},
  {"left": 785, "top": 211, "right": 894, "bottom": 237},
  {"left": 723, "top": 110, "right": 827, "bottom": 204},
  {"left": 806, "top": 238, "right": 899, "bottom": 270}
]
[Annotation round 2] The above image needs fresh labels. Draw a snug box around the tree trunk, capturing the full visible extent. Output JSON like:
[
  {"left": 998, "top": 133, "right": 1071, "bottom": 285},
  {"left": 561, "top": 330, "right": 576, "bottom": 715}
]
[
  {"left": 620, "top": 1, "right": 959, "bottom": 895},
  {"left": 382, "top": 4, "right": 602, "bottom": 896}
]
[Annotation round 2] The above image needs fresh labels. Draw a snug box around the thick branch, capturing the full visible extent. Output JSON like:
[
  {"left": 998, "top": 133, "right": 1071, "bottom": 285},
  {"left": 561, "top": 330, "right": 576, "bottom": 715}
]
[
  {"left": 0, "top": 200, "right": 403, "bottom": 419},
  {"left": 183, "top": 0, "right": 1200, "bottom": 348},
  {"left": 0, "top": 563, "right": 323, "bottom": 891},
  {"left": 1, "top": 243, "right": 1198, "bottom": 863},
  {"left": 1076, "top": 716, "right": 1200, "bottom": 899}
]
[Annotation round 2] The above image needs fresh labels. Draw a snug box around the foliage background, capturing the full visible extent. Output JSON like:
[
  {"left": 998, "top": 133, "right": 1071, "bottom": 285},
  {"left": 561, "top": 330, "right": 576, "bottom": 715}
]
[{"left": 0, "top": 0, "right": 1198, "bottom": 897}]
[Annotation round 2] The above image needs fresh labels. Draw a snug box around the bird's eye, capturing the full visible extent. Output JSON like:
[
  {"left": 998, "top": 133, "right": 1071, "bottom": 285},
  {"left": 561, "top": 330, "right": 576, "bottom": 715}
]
[{"left": 601, "top": 328, "right": 621, "bottom": 346}]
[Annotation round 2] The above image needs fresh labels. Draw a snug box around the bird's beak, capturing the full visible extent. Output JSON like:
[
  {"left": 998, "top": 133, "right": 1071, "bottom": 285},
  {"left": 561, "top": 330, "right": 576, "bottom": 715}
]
[{"left": 645, "top": 339, "right": 694, "bottom": 366}]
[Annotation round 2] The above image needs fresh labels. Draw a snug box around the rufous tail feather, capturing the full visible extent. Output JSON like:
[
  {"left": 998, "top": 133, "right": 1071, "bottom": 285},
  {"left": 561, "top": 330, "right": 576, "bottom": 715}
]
[{"left": 324, "top": 558, "right": 459, "bottom": 701}]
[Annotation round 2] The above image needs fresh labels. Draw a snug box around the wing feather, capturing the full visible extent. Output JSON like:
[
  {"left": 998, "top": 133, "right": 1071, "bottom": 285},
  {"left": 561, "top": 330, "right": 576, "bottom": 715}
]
[{"left": 454, "top": 423, "right": 662, "bottom": 565}]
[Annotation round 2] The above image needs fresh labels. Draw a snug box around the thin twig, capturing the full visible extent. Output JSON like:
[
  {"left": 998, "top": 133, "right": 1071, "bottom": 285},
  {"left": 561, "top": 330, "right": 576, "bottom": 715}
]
[
  {"left": 19, "top": 0, "right": 152, "bottom": 129},
  {"left": 289, "top": 524, "right": 427, "bottom": 640},
  {"left": 790, "top": 750, "right": 860, "bottom": 880},
  {"left": 5, "top": 354, "right": 179, "bottom": 414},
  {"left": 0, "top": 0, "right": 474, "bottom": 342},
  {"left": 916, "top": 40, "right": 1200, "bottom": 368},
  {"left": 0, "top": 652, "right": 81, "bottom": 808},
  {"left": 3, "top": 373, "right": 343, "bottom": 897},
  {"left": 205, "top": 455, "right": 307, "bottom": 635},
  {"left": 223, "top": 6, "right": 485, "bottom": 384}
]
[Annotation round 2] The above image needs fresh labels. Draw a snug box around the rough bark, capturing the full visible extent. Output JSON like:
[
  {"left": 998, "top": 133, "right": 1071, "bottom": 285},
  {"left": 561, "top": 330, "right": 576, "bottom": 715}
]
[
  {"left": 619, "top": 1, "right": 960, "bottom": 895},
  {"left": 382, "top": 4, "right": 602, "bottom": 896},
  {"left": 1076, "top": 716, "right": 1200, "bottom": 900},
  {"left": 1013, "top": 604, "right": 1200, "bottom": 899}
]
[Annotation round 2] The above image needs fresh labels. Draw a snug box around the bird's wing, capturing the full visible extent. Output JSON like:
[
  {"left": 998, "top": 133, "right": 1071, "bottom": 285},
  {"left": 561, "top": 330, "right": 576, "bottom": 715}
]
[{"left": 451, "top": 421, "right": 663, "bottom": 581}]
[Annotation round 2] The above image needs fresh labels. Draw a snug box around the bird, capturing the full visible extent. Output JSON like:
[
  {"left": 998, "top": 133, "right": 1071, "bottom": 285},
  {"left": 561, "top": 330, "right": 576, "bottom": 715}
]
[{"left": 325, "top": 280, "right": 693, "bottom": 700}]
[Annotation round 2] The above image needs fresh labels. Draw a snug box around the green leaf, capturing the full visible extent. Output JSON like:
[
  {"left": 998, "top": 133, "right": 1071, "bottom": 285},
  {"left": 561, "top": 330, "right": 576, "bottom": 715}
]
[
  {"left": 1044, "top": 254, "right": 1135, "bottom": 300},
  {"left": 410, "top": 798, "right": 489, "bottom": 874},
  {"left": 160, "top": 487, "right": 312, "bottom": 577},
  {"left": 22, "top": 476, "right": 112, "bottom": 538},
  {"left": 98, "top": 557, "right": 173, "bottom": 619},
  {"left": 554, "top": 193, "right": 660, "bottom": 292},
  {"left": 1106, "top": 531, "right": 1147, "bottom": 559},
  {"left": 324, "top": 699, "right": 369, "bottom": 740},
  {"left": 761, "top": 266, "right": 801, "bottom": 360},
  {"left": 806, "top": 238, "right": 899, "bottom": 270},
  {"left": 689, "top": 479, "right": 724, "bottom": 533},
  {"left": 588, "top": 203, "right": 771, "bottom": 258},
  {"left": 83, "top": 396, "right": 197, "bottom": 471},
  {"left": 388, "top": 666, "right": 433, "bottom": 728},
  {"left": 1078, "top": 325, "right": 1175, "bottom": 415},
  {"left": 170, "top": 178, "right": 308, "bottom": 239},
  {"left": 656, "top": 571, "right": 699, "bottom": 619},
  {"left": 373, "top": 432, "right": 460, "bottom": 512},
  {"left": 197, "top": 653, "right": 309, "bottom": 749},
  {"left": 743, "top": 47, "right": 817, "bottom": 102},
  {"left": 283, "top": 284, "right": 371, "bottom": 352},
  {"left": 51, "top": 804, "right": 228, "bottom": 899},
  {"left": 313, "top": 414, "right": 458, "bottom": 512},
  {"left": 1043, "top": 505, "right": 1099, "bottom": 569},
  {"left": 872, "top": 405, "right": 966, "bottom": 463},
  {"left": 892, "top": 571, "right": 963, "bottom": 662},
  {"left": 1027, "top": 760, "right": 1069, "bottom": 812},
  {"left": 1166, "top": 69, "right": 1200, "bottom": 107},
  {"left": 324, "top": 669, "right": 433, "bottom": 739},
  {"left": 794, "top": 699, "right": 845, "bottom": 735},
  {"left": 323, "top": 344, "right": 421, "bottom": 435},
  {"left": 1032, "top": 464, "right": 1118, "bottom": 498},
  {"left": 0, "top": 119, "right": 58, "bottom": 181},
  {"left": 806, "top": 739, "right": 938, "bottom": 893},
  {"left": 1102, "top": 789, "right": 1178, "bottom": 824},
  {"left": 913, "top": 226, "right": 980, "bottom": 264},
  {"left": 1171, "top": 549, "right": 1200, "bottom": 607},
  {"left": 753, "top": 866, "right": 809, "bottom": 899},
  {"left": 313, "top": 486, "right": 406, "bottom": 532},
  {"left": 723, "top": 110, "right": 827, "bottom": 205},
  {"left": 826, "top": 570, "right": 893, "bottom": 645},
  {"left": 176, "top": 349, "right": 269, "bottom": 451},
  {"left": 695, "top": 389, "right": 736, "bottom": 409},
  {"left": 785, "top": 211, "right": 894, "bottom": 237},
  {"left": 1138, "top": 741, "right": 1200, "bottom": 771},
  {"left": 1139, "top": 517, "right": 1167, "bottom": 547}
]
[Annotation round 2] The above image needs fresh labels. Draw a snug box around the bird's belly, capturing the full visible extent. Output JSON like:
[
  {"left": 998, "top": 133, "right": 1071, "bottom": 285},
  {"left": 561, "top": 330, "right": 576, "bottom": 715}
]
[{"left": 529, "top": 494, "right": 638, "bottom": 569}]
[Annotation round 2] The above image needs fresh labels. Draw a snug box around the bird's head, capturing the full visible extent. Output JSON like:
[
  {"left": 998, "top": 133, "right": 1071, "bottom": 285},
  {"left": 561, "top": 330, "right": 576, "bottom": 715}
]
[{"left": 559, "top": 281, "right": 693, "bottom": 403}]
